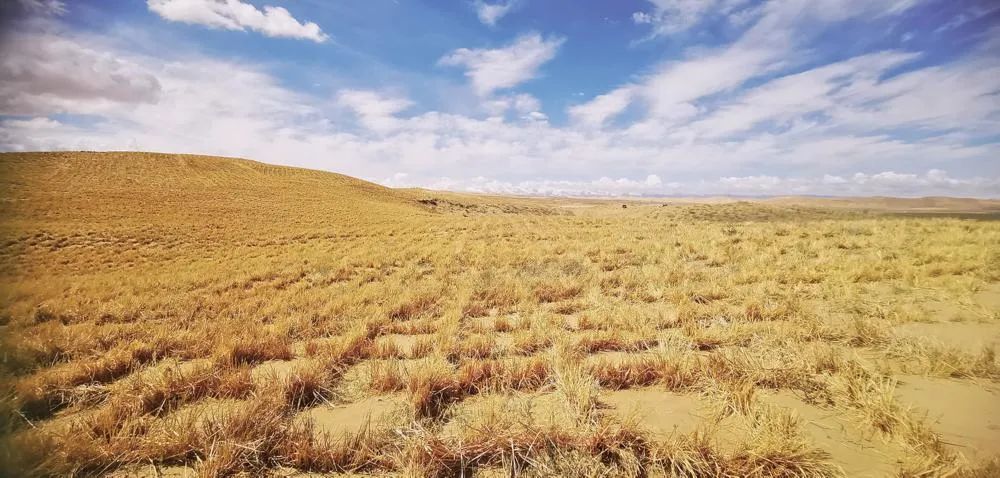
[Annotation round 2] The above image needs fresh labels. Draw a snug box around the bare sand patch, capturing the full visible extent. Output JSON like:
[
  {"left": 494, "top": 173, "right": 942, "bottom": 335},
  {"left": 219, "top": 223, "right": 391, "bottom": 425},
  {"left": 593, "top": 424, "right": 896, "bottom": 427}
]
[
  {"left": 297, "top": 396, "right": 404, "bottom": 437},
  {"left": 441, "top": 392, "right": 577, "bottom": 435},
  {"left": 894, "top": 321, "right": 1000, "bottom": 350},
  {"left": 895, "top": 375, "right": 1000, "bottom": 464},
  {"left": 377, "top": 333, "right": 434, "bottom": 355},
  {"left": 251, "top": 357, "right": 318, "bottom": 385},
  {"left": 166, "top": 397, "right": 244, "bottom": 425},
  {"left": 917, "top": 299, "right": 974, "bottom": 322},
  {"left": 973, "top": 284, "right": 1000, "bottom": 312},
  {"left": 600, "top": 388, "right": 707, "bottom": 438},
  {"left": 764, "top": 391, "right": 904, "bottom": 477}
]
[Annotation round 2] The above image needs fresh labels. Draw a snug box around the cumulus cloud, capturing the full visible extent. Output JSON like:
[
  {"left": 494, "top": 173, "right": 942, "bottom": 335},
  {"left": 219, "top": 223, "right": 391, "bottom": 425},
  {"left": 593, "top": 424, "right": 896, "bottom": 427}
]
[
  {"left": 439, "top": 33, "right": 564, "bottom": 96},
  {"left": 337, "top": 89, "right": 413, "bottom": 133},
  {"left": 483, "top": 93, "right": 546, "bottom": 121},
  {"left": 568, "top": 87, "right": 634, "bottom": 128},
  {"left": 474, "top": 0, "right": 515, "bottom": 26},
  {"left": 0, "top": 31, "right": 162, "bottom": 115},
  {"left": 147, "top": 0, "right": 328, "bottom": 43}
]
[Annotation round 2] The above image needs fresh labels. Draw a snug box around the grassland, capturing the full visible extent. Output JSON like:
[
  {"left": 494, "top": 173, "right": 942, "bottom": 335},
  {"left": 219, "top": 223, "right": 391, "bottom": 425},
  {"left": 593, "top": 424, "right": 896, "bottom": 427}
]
[{"left": 1, "top": 151, "right": 999, "bottom": 477}]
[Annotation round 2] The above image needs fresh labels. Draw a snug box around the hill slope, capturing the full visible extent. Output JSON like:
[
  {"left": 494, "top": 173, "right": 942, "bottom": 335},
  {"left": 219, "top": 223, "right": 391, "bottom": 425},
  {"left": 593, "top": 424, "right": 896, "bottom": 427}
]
[{"left": 0, "top": 151, "right": 423, "bottom": 229}]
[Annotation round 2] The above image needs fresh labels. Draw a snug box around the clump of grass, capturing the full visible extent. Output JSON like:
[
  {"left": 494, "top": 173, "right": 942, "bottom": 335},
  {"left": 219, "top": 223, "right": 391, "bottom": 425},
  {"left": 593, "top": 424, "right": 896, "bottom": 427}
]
[
  {"left": 648, "top": 429, "right": 725, "bottom": 477},
  {"left": 215, "top": 334, "right": 292, "bottom": 367},
  {"left": 383, "top": 317, "right": 440, "bottom": 335},
  {"left": 367, "top": 359, "right": 407, "bottom": 393},
  {"left": 710, "top": 378, "right": 757, "bottom": 418},
  {"left": 175, "top": 397, "right": 294, "bottom": 476},
  {"left": 682, "top": 321, "right": 755, "bottom": 350},
  {"left": 406, "top": 360, "right": 462, "bottom": 419},
  {"left": 574, "top": 330, "right": 657, "bottom": 354},
  {"left": 726, "top": 407, "right": 838, "bottom": 477},
  {"left": 15, "top": 343, "right": 168, "bottom": 418},
  {"left": 493, "top": 316, "right": 514, "bottom": 332},
  {"left": 315, "top": 328, "right": 373, "bottom": 365},
  {"left": 462, "top": 280, "right": 522, "bottom": 318},
  {"left": 455, "top": 355, "right": 554, "bottom": 393},
  {"left": 369, "top": 337, "right": 405, "bottom": 359},
  {"left": 388, "top": 293, "right": 439, "bottom": 321},
  {"left": 409, "top": 336, "right": 436, "bottom": 358},
  {"left": 741, "top": 297, "right": 800, "bottom": 322},
  {"left": 533, "top": 279, "right": 584, "bottom": 303},
  {"left": 283, "top": 365, "right": 336, "bottom": 409},
  {"left": 118, "top": 361, "right": 254, "bottom": 417},
  {"left": 447, "top": 334, "right": 501, "bottom": 361},
  {"left": 511, "top": 330, "right": 553, "bottom": 355},
  {"left": 280, "top": 419, "right": 395, "bottom": 473},
  {"left": 830, "top": 362, "right": 903, "bottom": 435},
  {"left": 846, "top": 315, "right": 892, "bottom": 347},
  {"left": 587, "top": 354, "right": 667, "bottom": 390},
  {"left": 887, "top": 340, "right": 999, "bottom": 379},
  {"left": 554, "top": 364, "right": 600, "bottom": 422}
]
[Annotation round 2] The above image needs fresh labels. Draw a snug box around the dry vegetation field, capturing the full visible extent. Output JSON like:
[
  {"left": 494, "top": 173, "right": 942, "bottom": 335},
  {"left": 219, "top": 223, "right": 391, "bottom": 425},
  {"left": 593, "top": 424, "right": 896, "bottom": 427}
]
[{"left": 1, "top": 152, "right": 999, "bottom": 478}]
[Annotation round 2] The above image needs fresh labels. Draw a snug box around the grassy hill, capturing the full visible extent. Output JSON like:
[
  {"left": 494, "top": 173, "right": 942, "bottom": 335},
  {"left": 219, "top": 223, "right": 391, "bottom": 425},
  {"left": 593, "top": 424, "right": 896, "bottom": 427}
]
[
  {"left": 0, "top": 151, "right": 424, "bottom": 228},
  {"left": 1, "top": 152, "right": 999, "bottom": 477}
]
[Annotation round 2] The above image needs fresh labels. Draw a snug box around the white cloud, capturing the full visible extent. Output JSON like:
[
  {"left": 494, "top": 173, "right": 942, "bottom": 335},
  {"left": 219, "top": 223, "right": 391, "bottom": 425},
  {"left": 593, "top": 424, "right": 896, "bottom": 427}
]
[
  {"left": 569, "top": 87, "right": 634, "bottom": 128},
  {"left": 337, "top": 89, "right": 413, "bottom": 133},
  {"left": 0, "top": 31, "right": 162, "bottom": 115},
  {"left": 639, "top": 46, "right": 782, "bottom": 121},
  {"left": 581, "top": 0, "right": 933, "bottom": 134},
  {"left": 474, "top": 0, "right": 515, "bottom": 26},
  {"left": 483, "top": 93, "right": 545, "bottom": 119},
  {"left": 632, "top": 0, "right": 752, "bottom": 38},
  {"left": 439, "top": 33, "right": 564, "bottom": 96},
  {"left": 147, "top": 0, "right": 328, "bottom": 43},
  {"left": 933, "top": 5, "right": 998, "bottom": 34},
  {"left": 632, "top": 12, "right": 653, "bottom": 24},
  {"left": 829, "top": 58, "right": 1000, "bottom": 133},
  {"left": 686, "top": 51, "right": 921, "bottom": 138}
]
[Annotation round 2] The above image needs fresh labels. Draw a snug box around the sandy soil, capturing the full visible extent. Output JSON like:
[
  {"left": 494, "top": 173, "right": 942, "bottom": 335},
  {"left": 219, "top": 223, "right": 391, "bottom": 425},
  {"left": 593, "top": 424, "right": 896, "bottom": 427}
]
[
  {"left": 600, "top": 388, "right": 708, "bottom": 438},
  {"left": 764, "top": 391, "right": 904, "bottom": 477},
  {"left": 895, "top": 376, "right": 1000, "bottom": 464},
  {"left": 296, "top": 396, "right": 404, "bottom": 437}
]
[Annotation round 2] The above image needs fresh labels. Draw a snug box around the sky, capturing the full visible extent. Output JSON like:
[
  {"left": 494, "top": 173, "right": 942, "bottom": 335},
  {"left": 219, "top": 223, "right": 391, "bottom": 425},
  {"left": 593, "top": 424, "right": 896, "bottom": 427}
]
[{"left": 0, "top": 0, "right": 998, "bottom": 197}]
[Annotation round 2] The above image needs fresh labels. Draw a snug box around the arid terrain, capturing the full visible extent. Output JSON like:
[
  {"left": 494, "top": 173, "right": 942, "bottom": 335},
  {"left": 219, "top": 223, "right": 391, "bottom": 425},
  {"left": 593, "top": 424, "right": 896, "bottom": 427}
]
[{"left": 1, "top": 152, "right": 999, "bottom": 477}]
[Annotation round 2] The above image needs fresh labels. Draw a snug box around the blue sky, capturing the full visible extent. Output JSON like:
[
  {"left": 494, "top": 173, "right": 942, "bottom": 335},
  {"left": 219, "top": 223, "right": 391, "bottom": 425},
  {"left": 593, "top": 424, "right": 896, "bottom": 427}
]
[{"left": 1, "top": 0, "right": 999, "bottom": 196}]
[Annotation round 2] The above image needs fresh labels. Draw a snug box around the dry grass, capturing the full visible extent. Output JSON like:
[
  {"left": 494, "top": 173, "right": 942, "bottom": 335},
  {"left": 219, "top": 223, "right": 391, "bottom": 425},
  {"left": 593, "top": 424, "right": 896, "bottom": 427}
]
[{"left": 2, "top": 152, "right": 999, "bottom": 476}]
